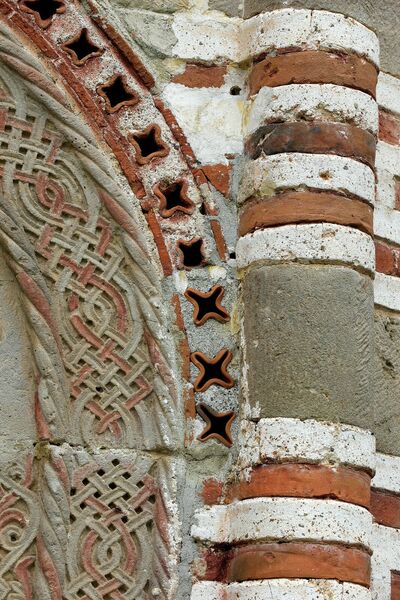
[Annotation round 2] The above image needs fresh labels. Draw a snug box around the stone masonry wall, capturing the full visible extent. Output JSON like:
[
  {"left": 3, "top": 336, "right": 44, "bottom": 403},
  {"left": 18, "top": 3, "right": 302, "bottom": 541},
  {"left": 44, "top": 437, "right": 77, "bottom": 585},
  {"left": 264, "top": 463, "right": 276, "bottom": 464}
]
[{"left": 1, "top": 1, "right": 400, "bottom": 599}]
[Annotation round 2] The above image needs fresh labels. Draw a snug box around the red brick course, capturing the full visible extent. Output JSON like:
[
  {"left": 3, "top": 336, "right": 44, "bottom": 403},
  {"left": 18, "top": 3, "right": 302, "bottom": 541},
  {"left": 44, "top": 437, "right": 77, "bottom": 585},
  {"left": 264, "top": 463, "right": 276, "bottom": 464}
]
[
  {"left": 239, "top": 192, "right": 373, "bottom": 237},
  {"left": 227, "top": 543, "right": 371, "bottom": 586},
  {"left": 249, "top": 50, "right": 378, "bottom": 97},
  {"left": 202, "top": 463, "right": 371, "bottom": 507},
  {"left": 375, "top": 241, "right": 400, "bottom": 277},
  {"left": 371, "top": 489, "right": 400, "bottom": 528},
  {"left": 245, "top": 122, "right": 376, "bottom": 168},
  {"left": 172, "top": 64, "right": 227, "bottom": 88}
]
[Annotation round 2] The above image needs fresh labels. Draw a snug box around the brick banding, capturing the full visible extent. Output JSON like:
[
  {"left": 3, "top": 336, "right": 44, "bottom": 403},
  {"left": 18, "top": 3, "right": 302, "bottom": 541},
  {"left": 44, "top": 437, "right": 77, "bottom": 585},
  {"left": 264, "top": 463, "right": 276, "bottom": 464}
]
[
  {"left": 245, "top": 122, "right": 376, "bottom": 169},
  {"left": 204, "top": 464, "right": 371, "bottom": 508},
  {"left": 375, "top": 241, "right": 400, "bottom": 277},
  {"left": 392, "top": 572, "right": 400, "bottom": 600},
  {"left": 371, "top": 489, "right": 400, "bottom": 528},
  {"left": 239, "top": 192, "right": 374, "bottom": 237},
  {"left": 172, "top": 64, "right": 227, "bottom": 88},
  {"left": 249, "top": 51, "right": 378, "bottom": 97},
  {"left": 226, "top": 543, "right": 371, "bottom": 586}
]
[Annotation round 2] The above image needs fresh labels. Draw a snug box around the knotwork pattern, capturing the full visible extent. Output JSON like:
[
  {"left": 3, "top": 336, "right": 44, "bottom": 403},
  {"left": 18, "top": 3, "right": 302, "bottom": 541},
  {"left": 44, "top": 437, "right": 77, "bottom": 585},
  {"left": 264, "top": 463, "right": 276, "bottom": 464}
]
[
  {"left": 66, "top": 453, "right": 170, "bottom": 599},
  {"left": 0, "top": 43, "right": 179, "bottom": 449},
  {"left": 0, "top": 456, "right": 38, "bottom": 599}
]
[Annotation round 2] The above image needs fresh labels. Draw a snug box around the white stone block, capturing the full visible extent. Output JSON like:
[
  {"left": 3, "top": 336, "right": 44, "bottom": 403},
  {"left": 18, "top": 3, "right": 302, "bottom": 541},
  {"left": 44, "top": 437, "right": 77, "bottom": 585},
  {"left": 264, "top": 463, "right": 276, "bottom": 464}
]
[
  {"left": 236, "top": 224, "right": 375, "bottom": 273},
  {"left": 237, "top": 417, "right": 376, "bottom": 473},
  {"left": 377, "top": 72, "right": 400, "bottom": 117},
  {"left": 192, "top": 497, "right": 372, "bottom": 547},
  {"left": 244, "top": 9, "right": 379, "bottom": 65},
  {"left": 374, "top": 272, "right": 400, "bottom": 312},
  {"left": 246, "top": 84, "right": 378, "bottom": 135},
  {"left": 162, "top": 83, "right": 243, "bottom": 163},
  {"left": 373, "top": 453, "right": 400, "bottom": 493},
  {"left": 239, "top": 154, "right": 375, "bottom": 206},
  {"left": 191, "top": 580, "right": 371, "bottom": 600}
]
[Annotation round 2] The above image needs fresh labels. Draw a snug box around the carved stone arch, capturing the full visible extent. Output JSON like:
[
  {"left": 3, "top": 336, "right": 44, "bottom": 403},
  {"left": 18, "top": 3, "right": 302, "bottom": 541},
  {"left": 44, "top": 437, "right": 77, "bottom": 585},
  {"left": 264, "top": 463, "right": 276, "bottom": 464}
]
[{"left": 0, "top": 13, "right": 183, "bottom": 599}]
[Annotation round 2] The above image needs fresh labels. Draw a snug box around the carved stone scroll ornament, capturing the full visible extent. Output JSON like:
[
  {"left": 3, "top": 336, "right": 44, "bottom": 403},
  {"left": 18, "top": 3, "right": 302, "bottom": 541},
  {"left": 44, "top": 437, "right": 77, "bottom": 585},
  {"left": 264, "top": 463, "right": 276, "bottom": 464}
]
[
  {"left": 0, "top": 20, "right": 180, "bottom": 599},
  {"left": 0, "top": 22, "right": 180, "bottom": 450}
]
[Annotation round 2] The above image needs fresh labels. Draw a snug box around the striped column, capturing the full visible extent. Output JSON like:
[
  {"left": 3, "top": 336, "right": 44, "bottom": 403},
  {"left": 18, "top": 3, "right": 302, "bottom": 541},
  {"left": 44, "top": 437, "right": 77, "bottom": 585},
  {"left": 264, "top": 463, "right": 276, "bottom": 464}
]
[
  {"left": 238, "top": 9, "right": 379, "bottom": 429},
  {"left": 190, "top": 9, "right": 380, "bottom": 599},
  {"left": 192, "top": 418, "right": 375, "bottom": 599}
]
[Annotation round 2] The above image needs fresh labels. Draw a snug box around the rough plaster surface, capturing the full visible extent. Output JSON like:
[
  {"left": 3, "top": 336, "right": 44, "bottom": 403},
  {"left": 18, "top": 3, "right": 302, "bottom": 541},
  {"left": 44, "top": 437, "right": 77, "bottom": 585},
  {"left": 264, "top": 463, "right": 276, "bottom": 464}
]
[
  {"left": 242, "top": 265, "right": 374, "bottom": 429},
  {"left": 373, "top": 310, "right": 400, "bottom": 455},
  {"left": 0, "top": 251, "right": 35, "bottom": 463}
]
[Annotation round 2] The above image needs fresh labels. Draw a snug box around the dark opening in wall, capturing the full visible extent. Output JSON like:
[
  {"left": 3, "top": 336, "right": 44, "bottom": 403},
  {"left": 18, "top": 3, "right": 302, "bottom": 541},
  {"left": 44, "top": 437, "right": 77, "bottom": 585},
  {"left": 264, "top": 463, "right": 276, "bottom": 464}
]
[
  {"left": 129, "top": 124, "right": 169, "bottom": 165},
  {"left": 20, "top": 0, "right": 65, "bottom": 27},
  {"left": 197, "top": 403, "right": 235, "bottom": 447},
  {"left": 178, "top": 238, "right": 205, "bottom": 269},
  {"left": 97, "top": 75, "right": 139, "bottom": 113},
  {"left": 191, "top": 348, "right": 234, "bottom": 392},
  {"left": 185, "top": 285, "right": 230, "bottom": 326},
  {"left": 63, "top": 29, "right": 102, "bottom": 65},
  {"left": 155, "top": 179, "right": 194, "bottom": 217}
]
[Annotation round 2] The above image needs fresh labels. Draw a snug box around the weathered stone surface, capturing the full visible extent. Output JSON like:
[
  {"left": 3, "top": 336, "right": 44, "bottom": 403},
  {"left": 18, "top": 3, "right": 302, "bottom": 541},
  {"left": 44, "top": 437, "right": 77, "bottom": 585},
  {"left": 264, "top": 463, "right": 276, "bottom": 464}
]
[
  {"left": 242, "top": 265, "right": 374, "bottom": 427},
  {"left": 243, "top": 0, "right": 400, "bottom": 77},
  {"left": 374, "top": 310, "right": 400, "bottom": 454},
  {"left": 209, "top": 0, "right": 243, "bottom": 17},
  {"left": 0, "top": 250, "right": 35, "bottom": 462}
]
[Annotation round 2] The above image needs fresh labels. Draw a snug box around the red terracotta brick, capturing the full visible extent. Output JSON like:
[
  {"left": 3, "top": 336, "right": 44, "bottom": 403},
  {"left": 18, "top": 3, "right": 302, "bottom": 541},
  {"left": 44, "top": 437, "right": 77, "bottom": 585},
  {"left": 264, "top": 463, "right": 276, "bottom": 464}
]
[
  {"left": 371, "top": 489, "right": 400, "bottom": 528},
  {"left": 221, "top": 463, "right": 371, "bottom": 507},
  {"left": 143, "top": 210, "right": 173, "bottom": 276},
  {"left": 392, "top": 572, "right": 400, "bottom": 600},
  {"left": 249, "top": 50, "right": 378, "bottom": 97},
  {"left": 227, "top": 543, "right": 371, "bottom": 586},
  {"left": 246, "top": 122, "right": 376, "bottom": 169},
  {"left": 210, "top": 220, "right": 228, "bottom": 261},
  {"left": 88, "top": 5, "right": 155, "bottom": 88},
  {"left": 239, "top": 192, "right": 373, "bottom": 237},
  {"left": 202, "top": 164, "right": 232, "bottom": 196},
  {"left": 375, "top": 241, "right": 400, "bottom": 276},
  {"left": 173, "top": 64, "right": 227, "bottom": 88},
  {"left": 201, "top": 479, "right": 224, "bottom": 505},
  {"left": 380, "top": 110, "right": 400, "bottom": 147},
  {"left": 154, "top": 98, "right": 197, "bottom": 168}
]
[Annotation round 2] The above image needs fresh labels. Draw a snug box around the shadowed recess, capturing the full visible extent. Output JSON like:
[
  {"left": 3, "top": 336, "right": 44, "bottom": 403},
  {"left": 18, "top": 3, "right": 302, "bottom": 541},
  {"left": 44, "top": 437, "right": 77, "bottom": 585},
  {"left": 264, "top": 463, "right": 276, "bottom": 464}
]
[
  {"left": 97, "top": 75, "right": 139, "bottom": 113},
  {"left": 197, "top": 403, "right": 235, "bottom": 447},
  {"left": 155, "top": 179, "right": 194, "bottom": 217},
  {"left": 20, "top": 0, "right": 66, "bottom": 27},
  {"left": 178, "top": 238, "right": 205, "bottom": 268},
  {"left": 185, "top": 285, "right": 230, "bottom": 326},
  {"left": 62, "top": 29, "right": 102, "bottom": 65},
  {"left": 129, "top": 124, "right": 169, "bottom": 165},
  {"left": 191, "top": 348, "right": 234, "bottom": 392}
]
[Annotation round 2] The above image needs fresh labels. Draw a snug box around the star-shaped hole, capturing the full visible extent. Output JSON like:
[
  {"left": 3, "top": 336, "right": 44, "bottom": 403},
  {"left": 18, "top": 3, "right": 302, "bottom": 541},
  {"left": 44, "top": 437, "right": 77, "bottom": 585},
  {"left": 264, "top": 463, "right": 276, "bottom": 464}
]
[
  {"left": 197, "top": 403, "right": 235, "bottom": 447},
  {"left": 185, "top": 285, "right": 230, "bottom": 326},
  {"left": 191, "top": 348, "right": 234, "bottom": 392},
  {"left": 97, "top": 75, "right": 139, "bottom": 114},
  {"left": 62, "top": 29, "right": 102, "bottom": 65},
  {"left": 20, "top": 0, "right": 65, "bottom": 28},
  {"left": 129, "top": 124, "right": 169, "bottom": 165},
  {"left": 155, "top": 179, "right": 194, "bottom": 218},
  {"left": 177, "top": 238, "right": 205, "bottom": 269}
]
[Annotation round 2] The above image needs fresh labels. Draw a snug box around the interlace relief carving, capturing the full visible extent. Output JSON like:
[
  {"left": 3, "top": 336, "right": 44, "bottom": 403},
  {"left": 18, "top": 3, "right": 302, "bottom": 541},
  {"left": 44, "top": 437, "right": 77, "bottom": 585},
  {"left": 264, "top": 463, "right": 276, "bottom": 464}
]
[
  {"left": 0, "top": 456, "right": 38, "bottom": 599},
  {"left": 0, "top": 66, "right": 177, "bottom": 449},
  {"left": 65, "top": 452, "right": 173, "bottom": 600}
]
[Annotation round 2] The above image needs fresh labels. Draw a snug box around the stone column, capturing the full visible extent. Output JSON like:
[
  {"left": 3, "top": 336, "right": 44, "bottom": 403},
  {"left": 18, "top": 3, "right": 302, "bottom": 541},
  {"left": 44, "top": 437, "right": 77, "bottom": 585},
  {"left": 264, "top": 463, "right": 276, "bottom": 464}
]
[{"left": 191, "top": 8, "right": 379, "bottom": 599}]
